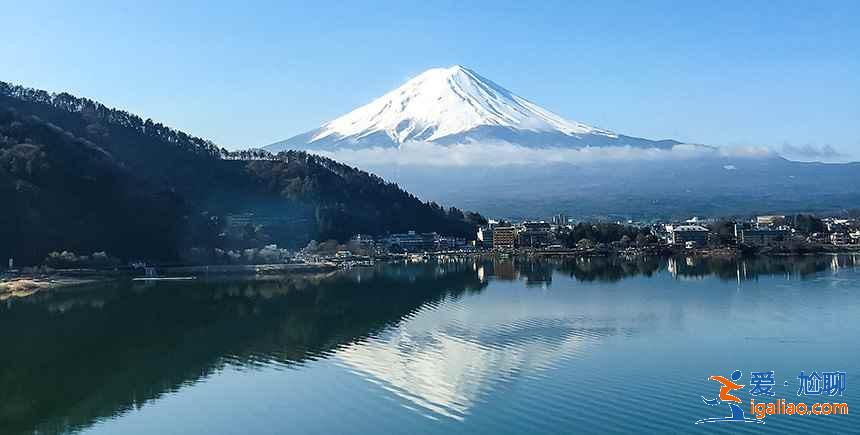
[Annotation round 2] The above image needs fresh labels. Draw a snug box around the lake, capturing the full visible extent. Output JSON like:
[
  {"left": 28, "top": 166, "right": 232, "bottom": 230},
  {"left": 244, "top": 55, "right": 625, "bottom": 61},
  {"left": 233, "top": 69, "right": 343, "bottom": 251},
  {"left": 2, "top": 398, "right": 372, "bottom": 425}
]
[{"left": 2, "top": 255, "right": 859, "bottom": 434}]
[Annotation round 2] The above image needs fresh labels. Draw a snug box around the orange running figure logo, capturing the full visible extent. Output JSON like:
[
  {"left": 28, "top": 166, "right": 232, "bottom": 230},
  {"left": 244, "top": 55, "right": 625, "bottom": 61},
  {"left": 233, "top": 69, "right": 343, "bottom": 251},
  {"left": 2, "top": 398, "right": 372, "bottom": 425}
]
[
  {"left": 708, "top": 374, "right": 744, "bottom": 403},
  {"left": 695, "top": 370, "right": 763, "bottom": 424}
]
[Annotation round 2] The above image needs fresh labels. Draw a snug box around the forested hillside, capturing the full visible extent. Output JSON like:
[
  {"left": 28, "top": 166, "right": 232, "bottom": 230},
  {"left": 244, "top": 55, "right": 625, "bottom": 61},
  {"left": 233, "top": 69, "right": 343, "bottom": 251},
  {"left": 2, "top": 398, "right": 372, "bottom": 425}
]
[{"left": 0, "top": 81, "right": 481, "bottom": 265}]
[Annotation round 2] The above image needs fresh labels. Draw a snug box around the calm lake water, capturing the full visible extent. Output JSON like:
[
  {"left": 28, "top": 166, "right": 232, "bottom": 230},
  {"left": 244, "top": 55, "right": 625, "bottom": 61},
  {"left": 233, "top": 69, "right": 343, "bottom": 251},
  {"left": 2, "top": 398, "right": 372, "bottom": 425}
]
[{"left": 2, "top": 255, "right": 859, "bottom": 434}]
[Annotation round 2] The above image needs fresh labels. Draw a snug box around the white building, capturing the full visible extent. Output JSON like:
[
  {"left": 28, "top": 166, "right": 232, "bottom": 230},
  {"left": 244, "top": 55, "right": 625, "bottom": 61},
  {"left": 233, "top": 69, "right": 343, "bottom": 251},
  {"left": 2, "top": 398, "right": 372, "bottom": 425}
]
[
  {"left": 667, "top": 225, "right": 710, "bottom": 247},
  {"left": 477, "top": 227, "right": 493, "bottom": 248},
  {"left": 831, "top": 233, "right": 849, "bottom": 245},
  {"left": 756, "top": 215, "right": 785, "bottom": 227}
]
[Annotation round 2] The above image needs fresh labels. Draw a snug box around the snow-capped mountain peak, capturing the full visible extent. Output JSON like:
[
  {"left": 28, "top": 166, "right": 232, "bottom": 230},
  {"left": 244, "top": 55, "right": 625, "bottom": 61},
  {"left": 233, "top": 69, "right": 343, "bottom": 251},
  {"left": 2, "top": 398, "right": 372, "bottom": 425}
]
[
  {"left": 267, "top": 66, "right": 674, "bottom": 151},
  {"left": 312, "top": 65, "right": 614, "bottom": 143}
]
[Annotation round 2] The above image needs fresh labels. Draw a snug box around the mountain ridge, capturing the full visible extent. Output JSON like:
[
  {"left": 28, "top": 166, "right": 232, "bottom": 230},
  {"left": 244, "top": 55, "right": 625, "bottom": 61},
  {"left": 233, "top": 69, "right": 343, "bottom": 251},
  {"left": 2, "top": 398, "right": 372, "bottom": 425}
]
[{"left": 0, "top": 80, "right": 483, "bottom": 265}]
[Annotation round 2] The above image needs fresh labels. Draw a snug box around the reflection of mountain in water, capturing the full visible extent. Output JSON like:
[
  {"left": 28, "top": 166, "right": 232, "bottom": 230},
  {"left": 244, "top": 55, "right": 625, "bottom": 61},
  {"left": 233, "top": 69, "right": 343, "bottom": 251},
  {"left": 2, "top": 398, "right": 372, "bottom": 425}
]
[
  {"left": 335, "top": 254, "right": 860, "bottom": 420},
  {"left": 335, "top": 309, "right": 616, "bottom": 420},
  {"left": 2, "top": 254, "right": 858, "bottom": 433}
]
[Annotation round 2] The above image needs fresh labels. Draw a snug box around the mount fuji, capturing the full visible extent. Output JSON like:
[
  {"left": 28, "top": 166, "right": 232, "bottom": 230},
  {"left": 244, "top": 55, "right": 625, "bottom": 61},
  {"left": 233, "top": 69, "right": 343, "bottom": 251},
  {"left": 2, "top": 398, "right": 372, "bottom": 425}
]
[
  {"left": 265, "top": 66, "right": 860, "bottom": 219},
  {"left": 266, "top": 65, "right": 680, "bottom": 152}
]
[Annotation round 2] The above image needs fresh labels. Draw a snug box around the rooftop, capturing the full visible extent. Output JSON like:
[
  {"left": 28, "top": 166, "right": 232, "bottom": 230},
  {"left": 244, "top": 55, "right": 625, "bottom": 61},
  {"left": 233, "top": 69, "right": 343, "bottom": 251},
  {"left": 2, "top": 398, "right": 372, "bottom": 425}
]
[{"left": 670, "top": 225, "right": 710, "bottom": 232}]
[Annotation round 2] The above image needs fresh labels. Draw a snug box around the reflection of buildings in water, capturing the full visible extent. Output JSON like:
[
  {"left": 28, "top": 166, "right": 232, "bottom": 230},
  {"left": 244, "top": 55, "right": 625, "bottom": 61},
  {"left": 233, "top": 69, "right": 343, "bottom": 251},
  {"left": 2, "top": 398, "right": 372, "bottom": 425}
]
[
  {"left": 666, "top": 254, "right": 860, "bottom": 284},
  {"left": 485, "top": 255, "right": 860, "bottom": 285},
  {"left": 667, "top": 257, "right": 677, "bottom": 278},
  {"left": 492, "top": 259, "right": 517, "bottom": 281},
  {"left": 518, "top": 260, "right": 553, "bottom": 287},
  {"left": 827, "top": 254, "right": 860, "bottom": 272},
  {"left": 480, "top": 259, "right": 551, "bottom": 285},
  {"left": 449, "top": 254, "right": 860, "bottom": 289},
  {"left": 667, "top": 257, "right": 705, "bottom": 280},
  {"left": 737, "top": 260, "right": 748, "bottom": 285}
]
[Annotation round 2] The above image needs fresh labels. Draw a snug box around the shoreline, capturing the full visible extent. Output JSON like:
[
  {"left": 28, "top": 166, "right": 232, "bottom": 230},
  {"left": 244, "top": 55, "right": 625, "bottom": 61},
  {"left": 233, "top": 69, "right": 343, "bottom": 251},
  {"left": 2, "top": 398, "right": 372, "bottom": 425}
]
[
  {"left": 0, "top": 262, "right": 341, "bottom": 300},
  {"left": 0, "top": 275, "right": 112, "bottom": 301},
  {"left": 4, "top": 249, "right": 858, "bottom": 299}
]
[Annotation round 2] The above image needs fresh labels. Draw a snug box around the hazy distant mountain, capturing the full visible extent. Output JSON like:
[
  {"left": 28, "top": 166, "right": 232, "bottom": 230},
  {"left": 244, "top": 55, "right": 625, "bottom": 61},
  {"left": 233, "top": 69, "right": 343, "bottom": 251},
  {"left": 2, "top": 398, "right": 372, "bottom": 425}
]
[
  {"left": 366, "top": 157, "right": 860, "bottom": 220},
  {"left": 266, "top": 65, "right": 680, "bottom": 151}
]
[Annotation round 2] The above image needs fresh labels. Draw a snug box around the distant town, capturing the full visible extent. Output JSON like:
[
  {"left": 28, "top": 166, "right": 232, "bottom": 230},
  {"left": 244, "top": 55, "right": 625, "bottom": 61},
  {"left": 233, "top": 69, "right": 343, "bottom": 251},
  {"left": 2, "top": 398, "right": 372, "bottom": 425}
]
[
  {"left": 6, "top": 213, "right": 860, "bottom": 273},
  {"left": 4, "top": 210, "right": 860, "bottom": 299},
  {"left": 294, "top": 212, "right": 860, "bottom": 263}
]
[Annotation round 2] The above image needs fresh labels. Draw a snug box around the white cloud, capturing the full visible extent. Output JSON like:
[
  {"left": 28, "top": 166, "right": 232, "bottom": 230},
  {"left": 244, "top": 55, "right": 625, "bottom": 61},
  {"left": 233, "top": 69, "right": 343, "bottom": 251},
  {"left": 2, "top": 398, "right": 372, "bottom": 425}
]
[{"left": 310, "top": 141, "right": 775, "bottom": 167}]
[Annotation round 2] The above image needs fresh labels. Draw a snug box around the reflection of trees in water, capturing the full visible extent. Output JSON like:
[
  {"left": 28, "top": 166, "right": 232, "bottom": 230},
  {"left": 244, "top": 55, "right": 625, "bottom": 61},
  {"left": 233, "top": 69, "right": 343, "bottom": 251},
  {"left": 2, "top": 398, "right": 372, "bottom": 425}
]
[
  {"left": 483, "top": 256, "right": 661, "bottom": 284},
  {"left": 667, "top": 254, "right": 860, "bottom": 282},
  {"left": 0, "top": 261, "right": 486, "bottom": 435},
  {"left": 556, "top": 256, "right": 662, "bottom": 283},
  {"left": 483, "top": 254, "right": 860, "bottom": 284},
  {"left": 517, "top": 258, "right": 555, "bottom": 286},
  {"left": 486, "top": 256, "right": 662, "bottom": 283}
]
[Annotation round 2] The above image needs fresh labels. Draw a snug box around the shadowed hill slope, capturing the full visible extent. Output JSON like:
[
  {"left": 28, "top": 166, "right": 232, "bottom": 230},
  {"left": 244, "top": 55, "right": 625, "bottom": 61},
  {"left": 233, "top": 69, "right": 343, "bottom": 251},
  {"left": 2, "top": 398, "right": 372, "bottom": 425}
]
[{"left": 0, "top": 81, "right": 481, "bottom": 265}]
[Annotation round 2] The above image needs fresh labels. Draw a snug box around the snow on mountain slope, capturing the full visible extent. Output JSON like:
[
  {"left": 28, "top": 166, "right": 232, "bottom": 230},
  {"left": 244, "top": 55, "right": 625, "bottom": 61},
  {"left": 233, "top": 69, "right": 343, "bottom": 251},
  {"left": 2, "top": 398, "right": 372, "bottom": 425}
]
[
  {"left": 267, "top": 65, "right": 677, "bottom": 151},
  {"left": 313, "top": 65, "right": 614, "bottom": 142}
]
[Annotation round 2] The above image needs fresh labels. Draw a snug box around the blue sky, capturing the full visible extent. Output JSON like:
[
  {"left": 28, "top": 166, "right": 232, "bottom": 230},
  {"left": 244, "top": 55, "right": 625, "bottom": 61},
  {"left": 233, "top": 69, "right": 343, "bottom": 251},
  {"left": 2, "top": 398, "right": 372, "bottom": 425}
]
[{"left": 2, "top": 1, "right": 859, "bottom": 160}]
